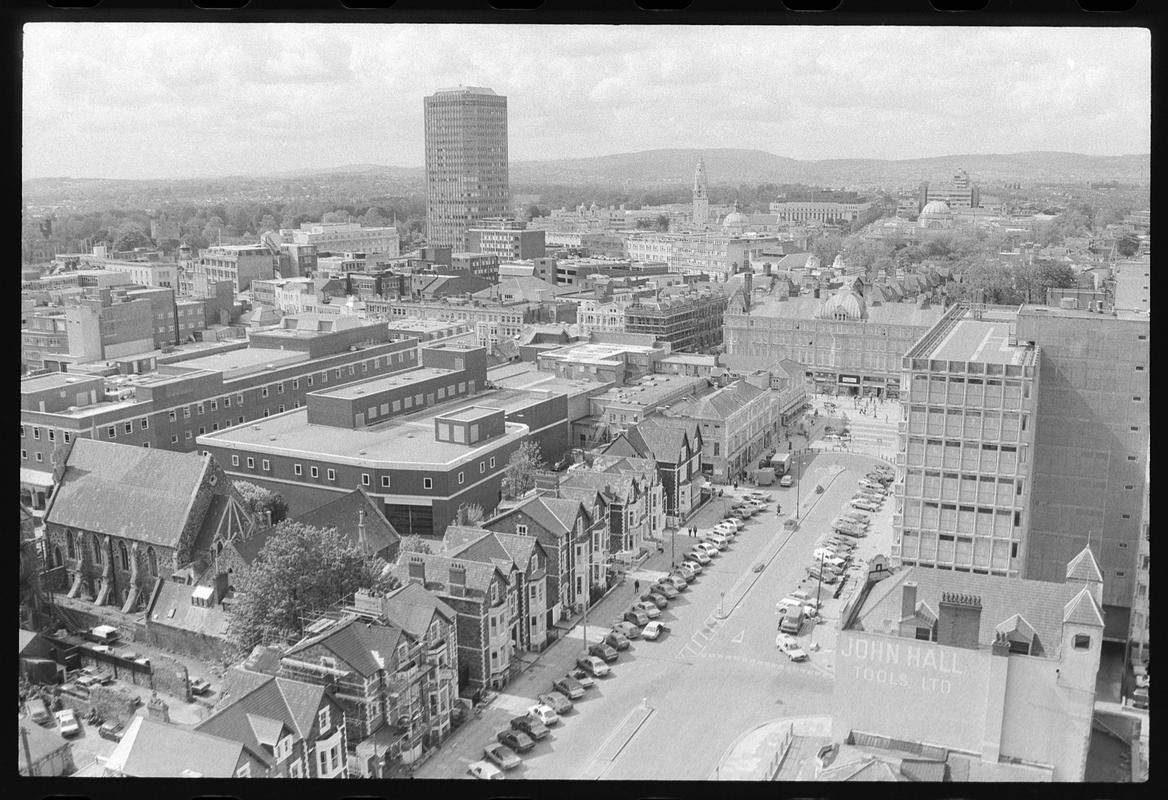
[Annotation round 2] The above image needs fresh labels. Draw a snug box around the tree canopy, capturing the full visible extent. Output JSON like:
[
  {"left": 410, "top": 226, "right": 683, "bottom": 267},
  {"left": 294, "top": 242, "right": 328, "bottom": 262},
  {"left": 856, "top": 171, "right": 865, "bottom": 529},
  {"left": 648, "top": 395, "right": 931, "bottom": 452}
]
[
  {"left": 232, "top": 480, "right": 289, "bottom": 526},
  {"left": 502, "top": 440, "right": 544, "bottom": 500},
  {"left": 228, "top": 521, "right": 397, "bottom": 653}
]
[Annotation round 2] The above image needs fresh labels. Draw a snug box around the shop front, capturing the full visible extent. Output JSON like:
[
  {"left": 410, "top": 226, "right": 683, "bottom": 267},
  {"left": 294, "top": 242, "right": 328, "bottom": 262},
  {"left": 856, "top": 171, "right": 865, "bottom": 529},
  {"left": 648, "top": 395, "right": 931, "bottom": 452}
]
[{"left": 837, "top": 373, "right": 861, "bottom": 396}]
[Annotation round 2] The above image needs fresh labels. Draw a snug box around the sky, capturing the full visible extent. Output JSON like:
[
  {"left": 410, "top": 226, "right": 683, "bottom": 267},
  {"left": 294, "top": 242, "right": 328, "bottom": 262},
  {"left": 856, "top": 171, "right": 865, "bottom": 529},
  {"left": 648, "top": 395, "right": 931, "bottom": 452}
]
[{"left": 22, "top": 24, "right": 1151, "bottom": 181}]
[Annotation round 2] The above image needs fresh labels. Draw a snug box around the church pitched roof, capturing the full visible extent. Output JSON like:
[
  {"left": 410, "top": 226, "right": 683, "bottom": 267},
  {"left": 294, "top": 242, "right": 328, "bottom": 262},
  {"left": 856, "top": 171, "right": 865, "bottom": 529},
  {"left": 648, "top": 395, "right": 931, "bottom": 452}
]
[
  {"left": 1065, "top": 547, "right": 1103, "bottom": 583},
  {"left": 1063, "top": 588, "right": 1105, "bottom": 628}
]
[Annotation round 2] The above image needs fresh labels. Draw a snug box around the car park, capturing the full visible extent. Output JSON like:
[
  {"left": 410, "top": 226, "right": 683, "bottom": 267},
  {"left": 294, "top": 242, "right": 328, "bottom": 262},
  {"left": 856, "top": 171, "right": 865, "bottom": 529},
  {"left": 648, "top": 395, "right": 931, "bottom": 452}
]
[
  {"left": 775, "top": 633, "right": 809, "bottom": 662},
  {"left": 510, "top": 714, "right": 550, "bottom": 740},
  {"left": 98, "top": 720, "right": 125, "bottom": 742},
  {"left": 468, "top": 760, "right": 505, "bottom": 780},
  {"left": 611, "top": 621, "right": 642, "bottom": 640},
  {"left": 537, "top": 693, "right": 573, "bottom": 716},
  {"left": 189, "top": 677, "right": 212, "bottom": 695},
  {"left": 484, "top": 743, "right": 522, "bottom": 770},
  {"left": 56, "top": 709, "right": 80, "bottom": 738},
  {"left": 641, "top": 621, "right": 670, "bottom": 640},
  {"left": 624, "top": 608, "right": 651, "bottom": 626},
  {"left": 576, "top": 655, "right": 611, "bottom": 677},
  {"left": 553, "top": 676, "right": 586, "bottom": 699},
  {"left": 652, "top": 582, "right": 678, "bottom": 599},
  {"left": 605, "top": 630, "right": 631, "bottom": 650},
  {"left": 566, "top": 669, "right": 596, "bottom": 689},
  {"left": 632, "top": 601, "right": 662, "bottom": 619},
  {"left": 687, "top": 549, "right": 711, "bottom": 565},
  {"left": 497, "top": 729, "right": 536, "bottom": 753},
  {"left": 641, "top": 591, "right": 669, "bottom": 609},
  {"left": 589, "top": 642, "right": 620, "bottom": 663}
]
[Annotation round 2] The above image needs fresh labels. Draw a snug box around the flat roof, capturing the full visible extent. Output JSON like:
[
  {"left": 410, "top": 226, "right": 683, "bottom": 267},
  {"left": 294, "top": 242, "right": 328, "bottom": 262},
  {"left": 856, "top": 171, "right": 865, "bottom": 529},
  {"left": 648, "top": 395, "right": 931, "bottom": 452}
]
[
  {"left": 177, "top": 347, "right": 309, "bottom": 378},
  {"left": 539, "top": 341, "right": 660, "bottom": 363},
  {"left": 21, "top": 372, "right": 104, "bottom": 394},
  {"left": 596, "top": 374, "right": 705, "bottom": 406},
  {"left": 311, "top": 366, "right": 457, "bottom": 400},
  {"left": 928, "top": 319, "right": 1031, "bottom": 365},
  {"left": 437, "top": 406, "right": 499, "bottom": 423},
  {"left": 198, "top": 407, "right": 526, "bottom": 467},
  {"left": 1019, "top": 303, "right": 1148, "bottom": 323}
]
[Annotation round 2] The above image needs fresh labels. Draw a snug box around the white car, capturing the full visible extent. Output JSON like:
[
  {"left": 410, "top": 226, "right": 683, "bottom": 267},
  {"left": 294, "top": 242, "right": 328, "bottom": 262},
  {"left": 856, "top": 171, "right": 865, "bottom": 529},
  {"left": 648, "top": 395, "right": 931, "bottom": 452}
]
[
  {"left": 775, "top": 634, "right": 809, "bottom": 662},
  {"left": 696, "top": 542, "right": 721, "bottom": 558},
  {"left": 703, "top": 533, "right": 729, "bottom": 549},
  {"left": 679, "top": 561, "right": 702, "bottom": 576},
  {"left": 687, "top": 549, "right": 711, "bottom": 565},
  {"left": 858, "top": 480, "right": 884, "bottom": 491},
  {"left": 719, "top": 518, "right": 746, "bottom": 532},
  {"left": 714, "top": 522, "right": 739, "bottom": 537},
  {"left": 633, "top": 601, "right": 662, "bottom": 619},
  {"left": 779, "top": 474, "right": 794, "bottom": 487},
  {"left": 777, "top": 597, "right": 819, "bottom": 618},
  {"left": 527, "top": 703, "right": 559, "bottom": 726},
  {"left": 641, "top": 620, "right": 670, "bottom": 640},
  {"left": 851, "top": 500, "right": 880, "bottom": 512},
  {"left": 56, "top": 709, "right": 80, "bottom": 738},
  {"left": 468, "top": 760, "right": 506, "bottom": 780}
]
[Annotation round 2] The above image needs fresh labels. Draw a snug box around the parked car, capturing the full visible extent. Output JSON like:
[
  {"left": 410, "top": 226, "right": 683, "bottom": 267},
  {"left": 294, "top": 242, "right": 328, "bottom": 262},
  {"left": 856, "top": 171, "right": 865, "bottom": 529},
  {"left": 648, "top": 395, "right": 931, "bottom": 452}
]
[
  {"left": 775, "top": 633, "right": 809, "bottom": 662},
  {"left": 840, "top": 510, "right": 870, "bottom": 522},
  {"left": 640, "top": 591, "right": 669, "bottom": 609},
  {"left": 731, "top": 506, "right": 754, "bottom": 520},
  {"left": 469, "top": 760, "right": 505, "bottom": 780},
  {"left": 833, "top": 526, "right": 866, "bottom": 540},
  {"left": 98, "top": 720, "right": 124, "bottom": 742},
  {"left": 632, "top": 601, "right": 662, "bottom": 619},
  {"left": 1131, "top": 687, "right": 1149, "bottom": 709},
  {"left": 566, "top": 668, "right": 596, "bottom": 689},
  {"left": 510, "top": 714, "right": 550, "bottom": 740},
  {"left": 703, "top": 533, "right": 729, "bottom": 549},
  {"left": 748, "top": 492, "right": 773, "bottom": 503},
  {"left": 483, "top": 743, "right": 522, "bottom": 770},
  {"left": 538, "top": 692, "right": 573, "bottom": 716},
  {"left": 719, "top": 517, "right": 746, "bottom": 532},
  {"left": 605, "top": 630, "right": 631, "bottom": 650},
  {"left": 777, "top": 596, "right": 819, "bottom": 618},
  {"left": 652, "top": 582, "right": 679, "bottom": 599},
  {"left": 695, "top": 542, "right": 720, "bottom": 558},
  {"left": 189, "top": 677, "right": 212, "bottom": 696},
  {"left": 624, "top": 608, "right": 650, "bottom": 626},
  {"left": 611, "top": 621, "right": 642, "bottom": 640},
  {"left": 589, "top": 642, "right": 619, "bottom": 663},
  {"left": 779, "top": 474, "right": 794, "bottom": 487},
  {"left": 713, "top": 522, "right": 738, "bottom": 537},
  {"left": 497, "top": 729, "right": 535, "bottom": 753},
  {"left": 687, "top": 549, "right": 711, "bottom": 565},
  {"left": 850, "top": 500, "right": 880, "bottom": 512},
  {"left": 87, "top": 624, "right": 120, "bottom": 645},
  {"left": 780, "top": 606, "right": 806, "bottom": 635},
  {"left": 679, "top": 560, "right": 702, "bottom": 577},
  {"left": 1134, "top": 663, "right": 1150, "bottom": 689},
  {"left": 576, "top": 655, "right": 610, "bottom": 677},
  {"left": 807, "top": 566, "right": 838, "bottom": 584},
  {"left": 76, "top": 673, "right": 103, "bottom": 691},
  {"left": 858, "top": 480, "right": 885, "bottom": 491},
  {"left": 641, "top": 621, "right": 670, "bottom": 640},
  {"left": 56, "top": 709, "right": 80, "bottom": 738},
  {"left": 28, "top": 697, "right": 51, "bottom": 727},
  {"left": 553, "top": 675, "right": 586, "bottom": 699}
]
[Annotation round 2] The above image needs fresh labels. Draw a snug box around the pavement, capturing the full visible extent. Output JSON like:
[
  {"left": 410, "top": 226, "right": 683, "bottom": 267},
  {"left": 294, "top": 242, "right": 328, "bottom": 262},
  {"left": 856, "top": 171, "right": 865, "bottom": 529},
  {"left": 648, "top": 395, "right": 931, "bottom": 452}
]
[{"left": 412, "top": 453, "right": 892, "bottom": 780}]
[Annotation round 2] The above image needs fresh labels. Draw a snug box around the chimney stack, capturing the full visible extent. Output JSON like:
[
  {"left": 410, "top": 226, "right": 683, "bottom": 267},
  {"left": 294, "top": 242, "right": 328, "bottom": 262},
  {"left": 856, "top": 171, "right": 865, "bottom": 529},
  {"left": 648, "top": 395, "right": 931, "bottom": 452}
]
[
  {"left": 147, "top": 691, "right": 170, "bottom": 724},
  {"left": 937, "top": 592, "right": 983, "bottom": 650},
  {"left": 357, "top": 508, "right": 367, "bottom": 554},
  {"left": 901, "top": 580, "right": 918, "bottom": 622}
]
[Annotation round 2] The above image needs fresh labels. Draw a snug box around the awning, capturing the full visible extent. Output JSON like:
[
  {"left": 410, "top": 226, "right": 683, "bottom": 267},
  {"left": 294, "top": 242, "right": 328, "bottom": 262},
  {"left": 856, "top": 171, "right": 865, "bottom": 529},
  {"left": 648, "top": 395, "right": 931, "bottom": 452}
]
[{"left": 20, "top": 468, "right": 55, "bottom": 488}]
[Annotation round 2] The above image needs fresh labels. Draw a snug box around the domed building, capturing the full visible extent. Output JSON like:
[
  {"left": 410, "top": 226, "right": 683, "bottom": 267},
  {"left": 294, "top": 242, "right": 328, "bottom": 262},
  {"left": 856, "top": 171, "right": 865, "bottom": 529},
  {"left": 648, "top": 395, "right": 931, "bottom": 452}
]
[
  {"left": 918, "top": 200, "right": 953, "bottom": 230},
  {"left": 722, "top": 209, "right": 749, "bottom": 232},
  {"left": 815, "top": 285, "right": 867, "bottom": 321}
]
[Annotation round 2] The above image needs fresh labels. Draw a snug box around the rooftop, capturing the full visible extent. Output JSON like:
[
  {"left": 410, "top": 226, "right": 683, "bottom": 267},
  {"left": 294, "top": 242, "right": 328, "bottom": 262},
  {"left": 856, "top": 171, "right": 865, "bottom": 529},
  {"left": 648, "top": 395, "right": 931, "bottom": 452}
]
[
  {"left": 1019, "top": 303, "right": 1148, "bottom": 323},
  {"left": 20, "top": 372, "right": 103, "bottom": 394},
  {"left": 197, "top": 403, "right": 527, "bottom": 467},
  {"left": 310, "top": 366, "right": 457, "bottom": 401},
  {"left": 928, "top": 317, "right": 1034, "bottom": 366},
  {"left": 158, "top": 347, "right": 309, "bottom": 381},
  {"left": 596, "top": 374, "right": 707, "bottom": 408},
  {"left": 539, "top": 340, "right": 662, "bottom": 365}
]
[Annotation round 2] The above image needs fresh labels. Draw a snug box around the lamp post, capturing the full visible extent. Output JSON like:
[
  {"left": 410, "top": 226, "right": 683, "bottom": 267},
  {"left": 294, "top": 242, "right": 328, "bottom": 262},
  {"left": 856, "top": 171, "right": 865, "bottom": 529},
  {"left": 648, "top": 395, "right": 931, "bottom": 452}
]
[
  {"left": 720, "top": 591, "right": 726, "bottom": 618},
  {"left": 814, "top": 551, "right": 824, "bottom": 615},
  {"left": 795, "top": 456, "right": 802, "bottom": 523}
]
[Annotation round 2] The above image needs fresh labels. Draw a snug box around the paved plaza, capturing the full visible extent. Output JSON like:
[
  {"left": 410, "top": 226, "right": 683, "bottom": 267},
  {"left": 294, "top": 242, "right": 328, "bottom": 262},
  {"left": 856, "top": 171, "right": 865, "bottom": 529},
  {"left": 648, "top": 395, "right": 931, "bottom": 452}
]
[{"left": 414, "top": 451, "right": 898, "bottom": 780}]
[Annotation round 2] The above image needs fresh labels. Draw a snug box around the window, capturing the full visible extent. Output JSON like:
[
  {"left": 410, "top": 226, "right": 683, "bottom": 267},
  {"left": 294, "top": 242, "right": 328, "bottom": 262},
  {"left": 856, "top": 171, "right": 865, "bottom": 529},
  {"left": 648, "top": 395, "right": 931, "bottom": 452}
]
[
  {"left": 197, "top": 402, "right": 205, "bottom": 415},
  {"left": 32, "top": 427, "right": 40, "bottom": 440},
  {"left": 210, "top": 400, "right": 217, "bottom": 411},
  {"left": 318, "top": 707, "right": 330, "bottom": 733},
  {"left": 224, "top": 396, "right": 232, "bottom": 408},
  {"left": 362, "top": 473, "right": 370, "bottom": 486},
  {"left": 517, "top": 524, "right": 528, "bottom": 535},
  {"left": 35, "top": 452, "right": 43, "bottom": 462},
  {"left": 423, "top": 477, "right": 433, "bottom": 490},
  {"left": 124, "top": 422, "right": 133, "bottom": 435},
  {"left": 64, "top": 432, "right": 71, "bottom": 443},
  {"left": 20, "top": 449, "right": 27, "bottom": 460},
  {"left": 184, "top": 406, "right": 192, "bottom": 419},
  {"left": 1073, "top": 634, "right": 1091, "bottom": 650},
  {"left": 171, "top": 435, "right": 180, "bottom": 444},
  {"left": 458, "top": 471, "right": 465, "bottom": 485},
  {"left": 311, "top": 466, "right": 319, "bottom": 478},
  {"left": 141, "top": 418, "right": 149, "bottom": 429},
  {"left": 278, "top": 405, "right": 285, "bottom": 413},
  {"left": 381, "top": 475, "right": 391, "bottom": 488},
  {"left": 198, "top": 426, "right": 206, "bottom": 435},
  {"left": 247, "top": 457, "right": 255, "bottom": 469},
  {"left": 327, "top": 469, "right": 336, "bottom": 481},
  {"left": 490, "top": 457, "right": 496, "bottom": 468},
  {"left": 307, "top": 376, "right": 314, "bottom": 386},
  {"left": 185, "top": 431, "right": 193, "bottom": 440},
  {"left": 261, "top": 387, "right": 269, "bottom": 398},
  {"left": 66, "top": 531, "right": 76, "bottom": 559},
  {"left": 262, "top": 459, "right": 270, "bottom": 471},
  {"left": 277, "top": 382, "right": 284, "bottom": 394},
  {"left": 915, "top": 627, "right": 932, "bottom": 641},
  {"left": 107, "top": 426, "right": 116, "bottom": 439},
  {"left": 19, "top": 426, "right": 24, "bottom": 438},
  {"left": 294, "top": 464, "right": 303, "bottom": 476},
  {"left": 480, "top": 462, "right": 486, "bottom": 474},
  {"left": 118, "top": 541, "right": 130, "bottom": 570},
  {"left": 147, "top": 546, "right": 158, "bottom": 576},
  {"left": 231, "top": 455, "right": 240, "bottom": 467},
  {"left": 1116, "top": 570, "right": 1126, "bottom": 578},
  {"left": 293, "top": 379, "right": 299, "bottom": 389}
]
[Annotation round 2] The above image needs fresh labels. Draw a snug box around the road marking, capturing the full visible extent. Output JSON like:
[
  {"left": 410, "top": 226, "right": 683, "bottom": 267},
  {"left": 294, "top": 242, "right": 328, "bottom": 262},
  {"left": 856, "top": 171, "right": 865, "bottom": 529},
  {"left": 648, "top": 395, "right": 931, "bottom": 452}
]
[{"left": 731, "top": 629, "right": 745, "bottom": 644}]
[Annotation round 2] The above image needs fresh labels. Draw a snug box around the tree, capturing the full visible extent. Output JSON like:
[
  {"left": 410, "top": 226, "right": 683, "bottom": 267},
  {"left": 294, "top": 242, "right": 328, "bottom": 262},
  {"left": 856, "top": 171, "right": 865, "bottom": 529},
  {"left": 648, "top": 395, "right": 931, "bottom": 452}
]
[
  {"left": 233, "top": 481, "right": 288, "bottom": 525},
  {"left": 228, "top": 522, "right": 394, "bottom": 652},
  {"left": 810, "top": 233, "right": 842, "bottom": 269},
  {"left": 502, "top": 440, "right": 544, "bottom": 500},
  {"left": 525, "top": 204, "right": 548, "bottom": 220},
  {"left": 113, "top": 224, "right": 151, "bottom": 253},
  {"left": 202, "top": 216, "right": 224, "bottom": 245},
  {"left": 400, "top": 534, "right": 433, "bottom": 555},
  {"left": 464, "top": 503, "right": 485, "bottom": 524},
  {"left": 1116, "top": 234, "right": 1140, "bottom": 258}
]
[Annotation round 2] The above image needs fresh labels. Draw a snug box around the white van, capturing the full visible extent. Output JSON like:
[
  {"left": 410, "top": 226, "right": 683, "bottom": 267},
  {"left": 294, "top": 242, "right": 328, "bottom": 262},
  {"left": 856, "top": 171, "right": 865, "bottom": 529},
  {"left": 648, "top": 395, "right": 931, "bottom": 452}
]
[{"left": 703, "top": 532, "right": 729, "bottom": 549}]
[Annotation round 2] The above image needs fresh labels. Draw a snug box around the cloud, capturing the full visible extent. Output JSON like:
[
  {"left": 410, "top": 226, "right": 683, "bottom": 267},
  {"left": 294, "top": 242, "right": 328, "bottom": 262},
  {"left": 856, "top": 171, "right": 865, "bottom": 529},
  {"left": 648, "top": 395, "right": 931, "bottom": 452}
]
[{"left": 21, "top": 23, "right": 1150, "bottom": 180}]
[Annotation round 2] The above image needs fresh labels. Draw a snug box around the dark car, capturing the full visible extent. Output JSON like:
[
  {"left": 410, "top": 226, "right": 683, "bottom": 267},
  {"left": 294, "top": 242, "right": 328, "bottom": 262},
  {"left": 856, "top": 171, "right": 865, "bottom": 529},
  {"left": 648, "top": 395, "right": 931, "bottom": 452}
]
[
  {"left": 624, "top": 609, "right": 650, "bottom": 627},
  {"left": 652, "top": 582, "right": 679, "bottom": 599},
  {"left": 537, "top": 692, "right": 573, "bottom": 715},
  {"left": 589, "top": 642, "right": 619, "bottom": 664},
  {"left": 640, "top": 591, "right": 668, "bottom": 609},
  {"left": 604, "top": 630, "right": 631, "bottom": 651},
  {"left": 553, "top": 675, "right": 586, "bottom": 699},
  {"left": 566, "top": 668, "right": 596, "bottom": 689},
  {"left": 189, "top": 677, "right": 212, "bottom": 696},
  {"left": 497, "top": 728, "right": 535, "bottom": 753},
  {"left": 510, "top": 714, "right": 550, "bottom": 740},
  {"left": 483, "top": 742, "right": 522, "bottom": 770},
  {"left": 98, "top": 720, "right": 124, "bottom": 742}
]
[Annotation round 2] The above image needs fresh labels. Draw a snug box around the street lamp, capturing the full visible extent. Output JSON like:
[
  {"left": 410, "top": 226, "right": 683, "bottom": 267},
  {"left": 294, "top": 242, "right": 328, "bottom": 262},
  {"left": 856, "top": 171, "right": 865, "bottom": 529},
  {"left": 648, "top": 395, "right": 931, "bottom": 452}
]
[{"left": 720, "top": 591, "right": 726, "bottom": 618}]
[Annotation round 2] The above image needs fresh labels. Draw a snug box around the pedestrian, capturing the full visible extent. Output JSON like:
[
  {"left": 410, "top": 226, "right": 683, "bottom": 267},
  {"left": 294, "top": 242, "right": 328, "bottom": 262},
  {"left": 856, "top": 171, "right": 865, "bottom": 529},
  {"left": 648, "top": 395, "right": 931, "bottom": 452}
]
[{"left": 634, "top": 579, "right": 640, "bottom": 594}]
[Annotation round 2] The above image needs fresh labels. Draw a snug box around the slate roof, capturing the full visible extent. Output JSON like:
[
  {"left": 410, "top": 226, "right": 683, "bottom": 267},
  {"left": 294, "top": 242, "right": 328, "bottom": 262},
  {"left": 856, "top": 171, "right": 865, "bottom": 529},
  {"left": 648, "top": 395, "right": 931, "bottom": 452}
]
[
  {"left": 17, "top": 719, "right": 70, "bottom": 764},
  {"left": 445, "top": 531, "right": 516, "bottom": 571},
  {"left": 378, "top": 582, "right": 457, "bottom": 637},
  {"left": 284, "top": 617, "right": 404, "bottom": 678},
  {"left": 45, "top": 439, "right": 210, "bottom": 548},
  {"left": 604, "top": 418, "right": 692, "bottom": 465},
  {"left": 669, "top": 379, "right": 766, "bottom": 422},
  {"left": 560, "top": 470, "right": 638, "bottom": 503},
  {"left": 1063, "top": 588, "right": 1106, "bottom": 628},
  {"left": 853, "top": 566, "right": 1088, "bottom": 654},
  {"left": 399, "top": 553, "right": 506, "bottom": 595},
  {"left": 488, "top": 495, "right": 583, "bottom": 539},
  {"left": 198, "top": 669, "right": 329, "bottom": 754},
  {"left": 294, "top": 488, "right": 401, "bottom": 559},
  {"left": 1065, "top": 547, "right": 1104, "bottom": 583},
  {"left": 107, "top": 716, "right": 258, "bottom": 778},
  {"left": 442, "top": 525, "right": 493, "bottom": 553},
  {"left": 148, "top": 578, "right": 232, "bottom": 639}
]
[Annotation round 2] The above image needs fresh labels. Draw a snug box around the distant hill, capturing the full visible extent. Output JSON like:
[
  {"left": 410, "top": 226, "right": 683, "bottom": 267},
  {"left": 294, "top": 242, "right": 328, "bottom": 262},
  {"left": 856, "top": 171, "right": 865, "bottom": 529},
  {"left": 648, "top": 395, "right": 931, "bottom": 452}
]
[{"left": 23, "top": 149, "right": 1149, "bottom": 210}]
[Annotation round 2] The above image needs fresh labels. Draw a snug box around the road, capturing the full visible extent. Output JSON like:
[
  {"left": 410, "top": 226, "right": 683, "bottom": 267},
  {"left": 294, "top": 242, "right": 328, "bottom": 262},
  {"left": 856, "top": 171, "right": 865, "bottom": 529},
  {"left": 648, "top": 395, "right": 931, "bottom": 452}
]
[{"left": 416, "top": 451, "right": 896, "bottom": 780}]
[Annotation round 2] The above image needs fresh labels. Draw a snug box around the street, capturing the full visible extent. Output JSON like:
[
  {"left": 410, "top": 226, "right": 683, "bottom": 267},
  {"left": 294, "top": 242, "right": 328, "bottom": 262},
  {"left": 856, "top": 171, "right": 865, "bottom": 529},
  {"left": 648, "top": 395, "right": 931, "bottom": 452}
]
[{"left": 414, "top": 450, "right": 896, "bottom": 780}]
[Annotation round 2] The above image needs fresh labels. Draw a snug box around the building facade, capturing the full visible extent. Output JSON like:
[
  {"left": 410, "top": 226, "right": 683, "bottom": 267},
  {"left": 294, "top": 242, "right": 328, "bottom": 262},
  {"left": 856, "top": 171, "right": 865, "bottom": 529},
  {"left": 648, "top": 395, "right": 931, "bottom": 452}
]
[
  {"left": 769, "top": 201, "right": 873, "bottom": 223},
  {"left": 692, "top": 158, "right": 709, "bottom": 226},
  {"left": 196, "top": 245, "right": 278, "bottom": 293},
  {"left": 424, "top": 87, "right": 510, "bottom": 250}
]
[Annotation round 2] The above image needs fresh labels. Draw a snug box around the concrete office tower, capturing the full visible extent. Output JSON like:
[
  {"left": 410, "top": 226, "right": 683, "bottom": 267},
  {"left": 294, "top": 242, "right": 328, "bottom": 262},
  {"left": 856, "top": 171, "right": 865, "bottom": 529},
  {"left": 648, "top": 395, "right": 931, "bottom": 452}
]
[
  {"left": 692, "top": 158, "right": 709, "bottom": 225},
  {"left": 894, "top": 304, "right": 1039, "bottom": 578},
  {"left": 424, "top": 86, "right": 510, "bottom": 251},
  {"left": 1014, "top": 304, "right": 1150, "bottom": 633}
]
